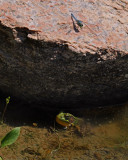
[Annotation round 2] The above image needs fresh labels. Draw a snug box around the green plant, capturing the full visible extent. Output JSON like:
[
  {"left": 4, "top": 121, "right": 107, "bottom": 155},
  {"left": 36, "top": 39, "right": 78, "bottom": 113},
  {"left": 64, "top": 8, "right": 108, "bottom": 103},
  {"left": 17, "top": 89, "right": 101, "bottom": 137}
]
[
  {"left": 1, "top": 96, "right": 10, "bottom": 123},
  {"left": 1, "top": 127, "right": 20, "bottom": 148},
  {"left": 0, "top": 127, "right": 20, "bottom": 160}
]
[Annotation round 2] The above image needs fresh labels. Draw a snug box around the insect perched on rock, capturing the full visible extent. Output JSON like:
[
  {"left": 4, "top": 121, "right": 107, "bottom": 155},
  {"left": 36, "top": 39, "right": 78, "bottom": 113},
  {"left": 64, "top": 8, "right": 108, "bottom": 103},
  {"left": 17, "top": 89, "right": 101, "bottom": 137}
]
[
  {"left": 70, "top": 13, "right": 100, "bottom": 40},
  {"left": 71, "top": 13, "right": 83, "bottom": 28}
]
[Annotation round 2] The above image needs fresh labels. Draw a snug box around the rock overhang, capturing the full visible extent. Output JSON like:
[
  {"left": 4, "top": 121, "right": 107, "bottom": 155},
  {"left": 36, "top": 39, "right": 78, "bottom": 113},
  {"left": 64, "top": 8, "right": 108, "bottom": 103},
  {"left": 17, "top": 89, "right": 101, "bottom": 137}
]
[{"left": 0, "top": 0, "right": 128, "bottom": 108}]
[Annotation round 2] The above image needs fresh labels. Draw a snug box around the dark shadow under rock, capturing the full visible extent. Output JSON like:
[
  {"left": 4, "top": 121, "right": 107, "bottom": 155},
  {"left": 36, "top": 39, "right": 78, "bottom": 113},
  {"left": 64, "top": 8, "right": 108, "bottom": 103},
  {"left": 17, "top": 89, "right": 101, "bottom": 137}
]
[{"left": 0, "top": 23, "right": 128, "bottom": 109}]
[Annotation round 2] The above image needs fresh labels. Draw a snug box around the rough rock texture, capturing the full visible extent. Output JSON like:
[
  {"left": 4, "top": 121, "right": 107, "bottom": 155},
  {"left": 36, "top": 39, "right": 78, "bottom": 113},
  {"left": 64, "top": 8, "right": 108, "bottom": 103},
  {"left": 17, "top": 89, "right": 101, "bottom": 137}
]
[{"left": 0, "top": 0, "right": 128, "bottom": 107}]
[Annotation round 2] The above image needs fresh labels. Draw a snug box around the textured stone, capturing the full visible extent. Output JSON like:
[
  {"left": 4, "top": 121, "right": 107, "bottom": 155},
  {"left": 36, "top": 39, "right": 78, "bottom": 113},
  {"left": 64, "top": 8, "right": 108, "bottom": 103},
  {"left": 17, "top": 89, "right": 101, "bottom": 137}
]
[{"left": 0, "top": 0, "right": 128, "bottom": 107}]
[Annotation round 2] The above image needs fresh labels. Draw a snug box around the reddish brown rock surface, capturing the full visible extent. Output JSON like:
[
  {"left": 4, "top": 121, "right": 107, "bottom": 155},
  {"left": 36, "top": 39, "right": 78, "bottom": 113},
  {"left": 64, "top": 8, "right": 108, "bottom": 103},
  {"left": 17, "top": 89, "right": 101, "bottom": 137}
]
[{"left": 0, "top": 0, "right": 128, "bottom": 107}]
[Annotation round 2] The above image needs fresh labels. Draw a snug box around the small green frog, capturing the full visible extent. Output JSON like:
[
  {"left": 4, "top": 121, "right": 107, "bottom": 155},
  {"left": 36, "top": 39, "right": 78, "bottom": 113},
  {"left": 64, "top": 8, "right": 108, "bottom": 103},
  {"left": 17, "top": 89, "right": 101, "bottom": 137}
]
[{"left": 56, "top": 112, "right": 81, "bottom": 129}]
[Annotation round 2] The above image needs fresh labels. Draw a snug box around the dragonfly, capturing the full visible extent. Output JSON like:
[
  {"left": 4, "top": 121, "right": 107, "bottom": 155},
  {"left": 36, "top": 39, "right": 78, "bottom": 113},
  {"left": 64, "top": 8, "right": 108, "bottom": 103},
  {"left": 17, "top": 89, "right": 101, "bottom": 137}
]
[
  {"left": 71, "top": 13, "right": 83, "bottom": 28},
  {"left": 71, "top": 13, "right": 99, "bottom": 39}
]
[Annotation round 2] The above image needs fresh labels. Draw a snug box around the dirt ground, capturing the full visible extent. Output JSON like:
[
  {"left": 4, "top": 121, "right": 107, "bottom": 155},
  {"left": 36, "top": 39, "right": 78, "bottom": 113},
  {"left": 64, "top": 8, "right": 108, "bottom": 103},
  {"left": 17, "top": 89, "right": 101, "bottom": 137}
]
[{"left": 0, "top": 101, "right": 128, "bottom": 160}]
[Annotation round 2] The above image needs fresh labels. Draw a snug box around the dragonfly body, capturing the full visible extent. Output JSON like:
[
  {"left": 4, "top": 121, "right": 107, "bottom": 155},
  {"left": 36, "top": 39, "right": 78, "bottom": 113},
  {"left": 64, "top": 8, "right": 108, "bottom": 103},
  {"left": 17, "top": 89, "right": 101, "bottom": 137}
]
[
  {"left": 71, "top": 13, "right": 83, "bottom": 28},
  {"left": 71, "top": 13, "right": 99, "bottom": 39}
]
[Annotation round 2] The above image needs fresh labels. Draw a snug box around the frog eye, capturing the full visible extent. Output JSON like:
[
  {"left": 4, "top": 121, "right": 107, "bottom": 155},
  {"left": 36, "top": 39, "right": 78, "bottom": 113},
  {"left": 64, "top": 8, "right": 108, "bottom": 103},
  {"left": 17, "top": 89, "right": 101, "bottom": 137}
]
[{"left": 60, "top": 116, "right": 65, "bottom": 120}]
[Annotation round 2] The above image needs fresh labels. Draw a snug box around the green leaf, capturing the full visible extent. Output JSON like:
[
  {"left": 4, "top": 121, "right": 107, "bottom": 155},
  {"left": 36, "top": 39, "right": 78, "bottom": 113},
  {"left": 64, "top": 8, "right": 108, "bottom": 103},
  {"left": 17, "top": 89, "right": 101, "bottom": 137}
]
[
  {"left": 6, "top": 96, "right": 10, "bottom": 105},
  {"left": 1, "top": 127, "right": 20, "bottom": 148},
  {"left": 0, "top": 156, "right": 3, "bottom": 160}
]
